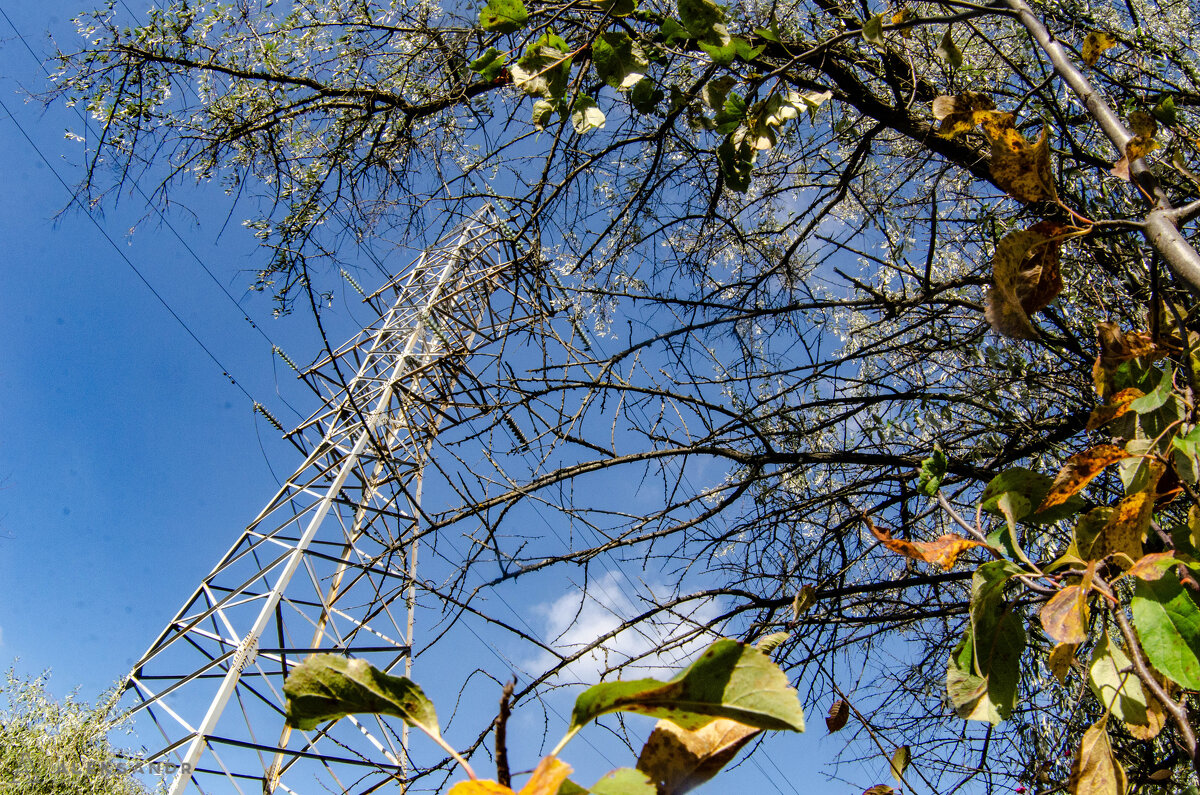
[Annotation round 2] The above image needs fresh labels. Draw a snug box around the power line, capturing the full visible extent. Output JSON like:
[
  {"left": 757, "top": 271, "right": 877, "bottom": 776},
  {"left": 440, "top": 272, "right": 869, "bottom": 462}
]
[
  {"left": 0, "top": 91, "right": 265, "bottom": 409},
  {"left": 0, "top": 6, "right": 305, "bottom": 423}
]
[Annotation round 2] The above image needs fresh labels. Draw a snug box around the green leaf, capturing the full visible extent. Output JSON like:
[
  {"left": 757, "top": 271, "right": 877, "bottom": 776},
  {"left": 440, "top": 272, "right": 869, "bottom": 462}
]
[
  {"left": 531, "top": 98, "right": 557, "bottom": 130},
  {"left": 593, "top": 31, "right": 649, "bottom": 89},
  {"left": 946, "top": 627, "right": 1001, "bottom": 723},
  {"left": 571, "top": 96, "right": 606, "bottom": 134},
  {"left": 569, "top": 638, "right": 805, "bottom": 734},
  {"left": 678, "top": 0, "right": 727, "bottom": 41},
  {"left": 981, "top": 468, "right": 1084, "bottom": 525},
  {"left": 713, "top": 93, "right": 746, "bottom": 133},
  {"left": 937, "top": 28, "right": 962, "bottom": 68},
  {"left": 1129, "top": 366, "right": 1173, "bottom": 413},
  {"left": 469, "top": 48, "right": 508, "bottom": 81},
  {"left": 717, "top": 133, "right": 753, "bottom": 192},
  {"left": 479, "top": 0, "right": 529, "bottom": 33},
  {"left": 588, "top": 768, "right": 656, "bottom": 795},
  {"left": 629, "top": 78, "right": 663, "bottom": 113},
  {"left": 659, "top": 17, "right": 690, "bottom": 44},
  {"left": 599, "top": 0, "right": 637, "bottom": 17},
  {"left": 701, "top": 76, "right": 738, "bottom": 112},
  {"left": 1173, "top": 425, "right": 1200, "bottom": 485},
  {"left": 1088, "top": 633, "right": 1149, "bottom": 728},
  {"left": 862, "top": 13, "right": 885, "bottom": 46},
  {"left": 1152, "top": 95, "right": 1178, "bottom": 127},
  {"left": 1132, "top": 570, "right": 1200, "bottom": 689},
  {"left": 754, "top": 26, "right": 780, "bottom": 42},
  {"left": 512, "top": 35, "right": 572, "bottom": 99},
  {"left": 283, "top": 655, "right": 439, "bottom": 736},
  {"left": 918, "top": 446, "right": 947, "bottom": 497},
  {"left": 968, "top": 561, "right": 1025, "bottom": 722},
  {"left": 558, "top": 782, "right": 590, "bottom": 795}
]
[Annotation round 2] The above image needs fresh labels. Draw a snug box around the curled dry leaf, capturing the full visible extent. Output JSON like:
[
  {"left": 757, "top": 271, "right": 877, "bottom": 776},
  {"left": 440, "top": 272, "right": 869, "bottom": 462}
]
[
  {"left": 825, "top": 699, "right": 850, "bottom": 733},
  {"left": 865, "top": 516, "right": 985, "bottom": 569},
  {"left": 1038, "top": 444, "right": 1130, "bottom": 511},
  {"left": 986, "top": 225, "right": 1064, "bottom": 339},
  {"left": 636, "top": 718, "right": 758, "bottom": 795},
  {"left": 1093, "top": 322, "right": 1165, "bottom": 398}
]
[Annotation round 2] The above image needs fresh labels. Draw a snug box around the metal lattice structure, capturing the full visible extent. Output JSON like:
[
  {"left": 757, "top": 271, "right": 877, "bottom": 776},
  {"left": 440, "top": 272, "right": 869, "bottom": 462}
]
[{"left": 121, "top": 206, "right": 539, "bottom": 794}]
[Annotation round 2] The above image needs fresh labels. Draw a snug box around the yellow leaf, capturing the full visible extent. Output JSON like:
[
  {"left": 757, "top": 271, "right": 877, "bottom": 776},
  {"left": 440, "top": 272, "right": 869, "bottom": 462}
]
[
  {"left": 1041, "top": 584, "right": 1091, "bottom": 644},
  {"left": 1048, "top": 642, "right": 1078, "bottom": 684},
  {"left": 636, "top": 718, "right": 758, "bottom": 795},
  {"left": 1069, "top": 719, "right": 1127, "bottom": 794},
  {"left": 863, "top": 787, "right": 895, "bottom": 795},
  {"left": 1128, "top": 111, "right": 1157, "bottom": 139},
  {"left": 1086, "top": 388, "right": 1144, "bottom": 430},
  {"left": 791, "top": 585, "right": 817, "bottom": 618},
  {"left": 448, "top": 781, "right": 517, "bottom": 795},
  {"left": 988, "top": 120, "right": 1056, "bottom": 202},
  {"left": 518, "top": 757, "right": 573, "bottom": 795},
  {"left": 890, "top": 7, "right": 916, "bottom": 36},
  {"left": 1039, "top": 445, "right": 1131, "bottom": 511},
  {"left": 1082, "top": 31, "right": 1117, "bottom": 66},
  {"left": 932, "top": 92, "right": 997, "bottom": 137}
]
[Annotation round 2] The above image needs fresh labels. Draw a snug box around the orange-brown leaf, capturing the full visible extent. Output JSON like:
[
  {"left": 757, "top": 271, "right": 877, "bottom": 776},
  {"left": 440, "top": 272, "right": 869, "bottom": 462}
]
[
  {"left": 987, "top": 121, "right": 1056, "bottom": 202},
  {"left": 1127, "top": 552, "right": 1179, "bottom": 581},
  {"left": 1087, "top": 388, "right": 1144, "bottom": 430},
  {"left": 863, "top": 787, "right": 895, "bottom": 795},
  {"left": 1041, "top": 584, "right": 1090, "bottom": 644},
  {"left": 517, "top": 757, "right": 573, "bottom": 795},
  {"left": 826, "top": 700, "right": 850, "bottom": 733},
  {"left": 1038, "top": 445, "right": 1130, "bottom": 511},
  {"left": 866, "top": 518, "right": 984, "bottom": 569},
  {"left": 1082, "top": 31, "right": 1117, "bottom": 65}
]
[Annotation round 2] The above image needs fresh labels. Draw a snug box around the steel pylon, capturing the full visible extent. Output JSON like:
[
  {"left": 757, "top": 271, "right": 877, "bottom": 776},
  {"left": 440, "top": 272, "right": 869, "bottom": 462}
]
[{"left": 120, "top": 206, "right": 534, "bottom": 794}]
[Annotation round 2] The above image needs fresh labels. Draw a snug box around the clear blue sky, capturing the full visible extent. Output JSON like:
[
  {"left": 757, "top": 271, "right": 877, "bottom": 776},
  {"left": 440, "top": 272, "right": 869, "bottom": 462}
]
[{"left": 0, "top": 4, "right": 890, "bottom": 792}]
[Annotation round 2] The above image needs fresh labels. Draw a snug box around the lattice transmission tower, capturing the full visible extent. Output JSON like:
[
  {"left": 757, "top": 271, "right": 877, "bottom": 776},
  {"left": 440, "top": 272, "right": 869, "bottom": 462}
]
[{"left": 120, "top": 206, "right": 544, "bottom": 794}]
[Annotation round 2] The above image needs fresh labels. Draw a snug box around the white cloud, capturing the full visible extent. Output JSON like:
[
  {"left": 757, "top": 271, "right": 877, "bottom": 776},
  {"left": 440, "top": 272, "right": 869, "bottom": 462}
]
[{"left": 527, "top": 571, "right": 721, "bottom": 684}]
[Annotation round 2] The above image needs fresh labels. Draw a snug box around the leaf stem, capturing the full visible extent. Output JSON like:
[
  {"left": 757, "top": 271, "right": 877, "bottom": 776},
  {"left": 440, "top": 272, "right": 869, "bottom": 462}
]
[
  {"left": 549, "top": 725, "right": 581, "bottom": 757},
  {"left": 425, "top": 728, "right": 477, "bottom": 780},
  {"left": 1111, "top": 607, "right": 1199, "bottom": 776}
]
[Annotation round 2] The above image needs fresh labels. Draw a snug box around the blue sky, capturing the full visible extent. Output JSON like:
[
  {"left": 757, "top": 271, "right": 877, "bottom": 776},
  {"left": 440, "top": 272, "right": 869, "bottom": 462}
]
[{"left": 0, "top": 4, "right": 895, "bottom": 793}]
